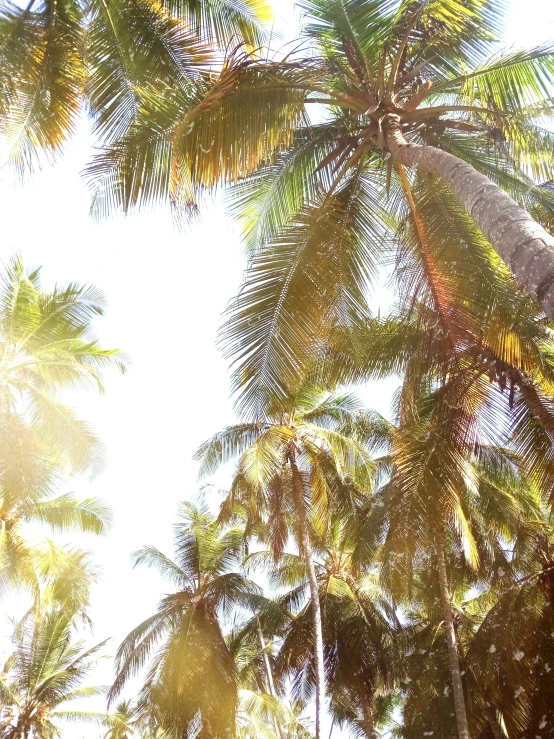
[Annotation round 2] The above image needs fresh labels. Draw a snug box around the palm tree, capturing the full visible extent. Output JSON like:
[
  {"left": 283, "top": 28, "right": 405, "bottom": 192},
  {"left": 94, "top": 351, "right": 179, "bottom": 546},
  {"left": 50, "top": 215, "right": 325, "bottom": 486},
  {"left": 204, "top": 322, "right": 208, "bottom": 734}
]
[
  {"left": 0, "top": 252, "right": 117, "bottom": 601},
  {"left": 0, "top": 608, "right": 107, "bottom": 739},
  {"left": 195, "top": 387, "right": 377, "bottom": 739},
  {"left": 317, "top": 173, "right": 554, "bottom": 505},
  {"left": 0, "top": 0, "right": 270, "bottom": 173},
  {"left": 463, "top": 520, "right": 554, "bottom": 738},
  {"left": 378, "top": 385, "right": 543, "bottom": 739},
  {"left": 230, "top": 625, "right": 314, "bottom": 739},
  {"left": 0, "top": 481, "right": 110, "bottom": 605},
  {"left": 166, "top": 3, "right": 554, "bottom": 423},
  {"left": 103, "top": 700, "right": 141, "bottom": 739},
  {"left": 110, "top": 499, "right": 261, "bottom": 739},
  {"left": 249, "top": 512, "right": 402, "bottom": 739},
  {"left": 0, "top": 252, "right": 125, "bottom": 474},
  {"left": 83, "top": 1, "right": 554, "bottom": 324}
]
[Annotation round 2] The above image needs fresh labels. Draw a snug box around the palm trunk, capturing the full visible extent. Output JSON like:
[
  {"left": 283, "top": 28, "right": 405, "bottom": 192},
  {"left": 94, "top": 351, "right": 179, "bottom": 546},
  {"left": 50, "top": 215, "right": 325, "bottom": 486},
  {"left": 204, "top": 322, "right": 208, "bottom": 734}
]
[
  {"left": 434, "top": 525, "right": 470, "bottom": 739},
  {"left": 257, "top": 618, "right": 277, "bottom": 697},
  {"left": 385, "top": 114, "right": 554, "bottom": 319},
  {"left": 360, "top": 693, "right": 376, "bottom": 739},
  {"left": 257, "top": 618, "right": 284, "bottom": 739},
  {"left": 289, "top": 455, "right": 325, "bottom": 739},
  {"left": 486, "top": 708, "right": 504, "bottom": 739}
]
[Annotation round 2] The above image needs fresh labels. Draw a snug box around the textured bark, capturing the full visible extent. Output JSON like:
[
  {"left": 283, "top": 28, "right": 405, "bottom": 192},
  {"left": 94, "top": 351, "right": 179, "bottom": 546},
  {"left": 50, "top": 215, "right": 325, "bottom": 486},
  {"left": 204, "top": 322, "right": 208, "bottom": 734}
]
[
  {"left": 360, "top": 693, "right": 376, "bottom": 739},
  {"left": 385, "top": 115, "right": 554, "bottom": 319},
  {"left": 435, "top": 527, "right": 470, "bottom": 739},
  {"left": 290, "top": 456, "right": 325, "bottom": 739}
]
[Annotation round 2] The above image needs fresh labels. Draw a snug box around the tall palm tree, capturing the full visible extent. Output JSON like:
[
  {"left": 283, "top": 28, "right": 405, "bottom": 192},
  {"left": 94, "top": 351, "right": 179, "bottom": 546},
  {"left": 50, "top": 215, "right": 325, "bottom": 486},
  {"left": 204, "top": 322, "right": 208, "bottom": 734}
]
[
  {"left": 378, "top": 387, "right": 543, "bottom": 739},
  {"left": 0, "top": 0, "right": 270, "bottom": 172},
  {"left": 249, "top": 513, "right": 402, "bottom": 739},
  {"left": 173, "top": 3, "right": 554, "bottom": 423},
  {"left": 195, "top": 388, "right": 377, "bottom": 739},
  {"left": 0, "top": 608, "right": 107, "bottom": 739},
  {"left": 109, "top": 499, "right": 261, "bottom": 739}
]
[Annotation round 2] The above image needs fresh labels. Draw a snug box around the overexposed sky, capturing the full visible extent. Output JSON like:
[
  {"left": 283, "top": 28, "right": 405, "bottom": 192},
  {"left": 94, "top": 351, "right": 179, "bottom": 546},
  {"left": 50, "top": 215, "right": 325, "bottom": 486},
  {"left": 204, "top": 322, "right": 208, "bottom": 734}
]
[{"left": 1, "top": 0, "right": 554, "bottom": 733}]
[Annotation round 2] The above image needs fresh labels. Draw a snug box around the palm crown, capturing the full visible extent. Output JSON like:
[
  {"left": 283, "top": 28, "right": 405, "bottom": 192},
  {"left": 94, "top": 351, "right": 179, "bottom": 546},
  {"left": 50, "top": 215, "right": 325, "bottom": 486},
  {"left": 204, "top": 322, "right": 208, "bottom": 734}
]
[
  {"left": 110, "top": 499, "right": 262, "bottom": 738},
  {"left": 0, "top": 608, "right": 107, "bottom": 739}
]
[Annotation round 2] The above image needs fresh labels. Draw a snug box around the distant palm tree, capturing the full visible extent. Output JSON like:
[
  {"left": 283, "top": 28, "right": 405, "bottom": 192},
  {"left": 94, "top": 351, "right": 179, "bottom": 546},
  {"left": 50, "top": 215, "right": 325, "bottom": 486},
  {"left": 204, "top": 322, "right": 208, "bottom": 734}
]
[
  {"left": 195, "top": 388, "right": 377, "bottom": 739},
  {"left": 0, "top": 252, "right": 124, "bottom": 474},
  {"left": 379, "top": 390, "right": 542, "bottom": 739},
  {"left": 103, "top": 700, "right": 140, "bottom": 739},
  {"left": 0, "top": 608, "right": 107, "bottom": 739},
  {"left": 229, "top": 621, "right": 314, "bottom": 739},
  {"left": 0, "top": 491, "right": 110, "bottom": 607},
  {"left": 249, "top": 513, "right": 401, "bottom": 739},
  {"left": 110, "top": 499, "right": 261, "bottom": 739},
  {"left": 0, "top": 253, "right": 117, "bottom": 601}
]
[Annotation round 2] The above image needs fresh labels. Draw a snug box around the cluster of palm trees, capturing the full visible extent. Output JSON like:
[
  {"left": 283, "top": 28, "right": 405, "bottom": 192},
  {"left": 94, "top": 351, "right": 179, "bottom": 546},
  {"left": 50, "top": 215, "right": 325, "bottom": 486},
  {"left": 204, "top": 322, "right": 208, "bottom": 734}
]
[
  {"left": 2, "top": 0, "right": 554, "bottom": 737},
  {"left": 0, "top": 255, "right": 124, "bottom": 735}
]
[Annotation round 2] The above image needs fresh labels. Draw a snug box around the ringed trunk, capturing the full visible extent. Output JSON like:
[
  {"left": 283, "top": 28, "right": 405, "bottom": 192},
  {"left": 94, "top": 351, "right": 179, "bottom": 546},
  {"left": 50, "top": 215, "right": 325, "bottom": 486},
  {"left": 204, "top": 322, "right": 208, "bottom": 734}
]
[
  {"left": 385, "top": 115, "right": 554, "bottom": 319},
  {"left": 434, "top": 525, "right": 471, "bottom": 739},
  {"left": 289, "top": 455, "right": 325, "bottom": 739}
]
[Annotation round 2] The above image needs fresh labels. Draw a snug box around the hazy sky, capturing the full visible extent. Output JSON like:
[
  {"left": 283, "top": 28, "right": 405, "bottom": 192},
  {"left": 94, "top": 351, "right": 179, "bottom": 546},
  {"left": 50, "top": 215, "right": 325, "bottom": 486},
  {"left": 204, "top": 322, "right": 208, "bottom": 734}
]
[{"left": 1, "top": 0, "right": 554, "bottom": 733}]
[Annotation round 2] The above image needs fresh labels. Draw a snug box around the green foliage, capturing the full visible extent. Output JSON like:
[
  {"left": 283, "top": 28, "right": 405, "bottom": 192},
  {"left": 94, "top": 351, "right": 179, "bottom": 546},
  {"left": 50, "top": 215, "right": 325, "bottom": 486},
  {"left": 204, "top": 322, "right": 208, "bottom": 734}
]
[{"left": 0, "top": 608, "right": 108, "bottom": 739}]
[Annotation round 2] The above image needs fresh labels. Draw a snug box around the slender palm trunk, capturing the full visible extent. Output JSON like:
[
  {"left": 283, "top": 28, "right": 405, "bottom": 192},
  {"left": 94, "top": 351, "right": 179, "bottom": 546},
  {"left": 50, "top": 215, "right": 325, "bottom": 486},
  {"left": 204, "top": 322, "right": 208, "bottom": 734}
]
[
  {"left": 257, "top": 618, "right": 277, "bottom": 696},
  {"left": 289, "top": 455, "right": 325, "bottom": 739},
  {"left": 257, "top": 618, "right": 284, "bottom": 739},
  {"left": 385, "top": 114, "right": 554, "bottom": 319},
  {"left": 434, "top": 526, "right": 470, "bottom": 739},
  {"left": 486, "top": 708, "right": 505, "bottom": 739},
  {"left": 360, "top": 693, "right": 376, "bottom": 739}
]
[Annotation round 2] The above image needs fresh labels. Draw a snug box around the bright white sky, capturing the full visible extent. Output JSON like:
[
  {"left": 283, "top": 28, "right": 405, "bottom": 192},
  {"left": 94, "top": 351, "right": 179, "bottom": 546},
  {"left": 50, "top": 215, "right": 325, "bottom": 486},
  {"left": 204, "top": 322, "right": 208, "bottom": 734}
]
[{"left": 1, "top": 0, "right": 554, "bottom": 734}]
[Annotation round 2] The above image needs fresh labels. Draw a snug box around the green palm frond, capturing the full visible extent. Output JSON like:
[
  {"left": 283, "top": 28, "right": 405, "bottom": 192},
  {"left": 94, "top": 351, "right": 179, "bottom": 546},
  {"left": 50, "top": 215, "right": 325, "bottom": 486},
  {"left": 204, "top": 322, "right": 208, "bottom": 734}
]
[
  {"left": 0, "top": 0, "right": 86, "bottom": 172},
  {"left": 85, "top": 56, "right": 309, "bottom": 220},
  {"left": 30, "top": 493, "right": 112, "bottom": 535},
  {"left": 221, "top": 174, "right": 385, "bottom": 417},
  {"left": 156, "top": 0, "right": 271, "bottom": 48}
]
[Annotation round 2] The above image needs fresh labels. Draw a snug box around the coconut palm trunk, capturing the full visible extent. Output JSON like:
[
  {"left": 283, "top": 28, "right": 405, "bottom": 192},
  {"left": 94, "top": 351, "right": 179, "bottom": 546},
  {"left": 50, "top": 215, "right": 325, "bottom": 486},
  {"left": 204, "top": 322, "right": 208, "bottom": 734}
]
[
  {"left": 289, "top": 454, "right": 325, "bottom": 739},
  {"left": 486, "top": 708, "right": 505, "bottom": 739},
  {"left": 257, "top": 618, "right": 278, "bottom": 697},
  {"left": 360, "top": 693, "right": 376, "bottom": 739},
  {"left": 257, "top": 618, "right": 284, "bottom": 739},
  {"left": 385, "top": 114, "right": 554, "bottom": 319},
  {"left": 434, "top": 525, "right": 470, "bottom": 739}
]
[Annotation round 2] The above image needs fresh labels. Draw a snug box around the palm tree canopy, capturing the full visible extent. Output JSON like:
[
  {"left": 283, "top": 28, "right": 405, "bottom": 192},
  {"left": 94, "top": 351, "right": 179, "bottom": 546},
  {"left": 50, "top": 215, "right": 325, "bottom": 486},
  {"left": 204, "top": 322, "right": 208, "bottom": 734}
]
[
  {"left": 0, "top": 0, "right": 271, "bottom": 173},
  {"left": 110, "top": 499, "right": 262, "bottom": 738},
  {"left": 0, "top": 608, "right": 107, "bottom": 739},
  {"left": 0, "top": 252, "right": 125, "bottom": 475}
]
